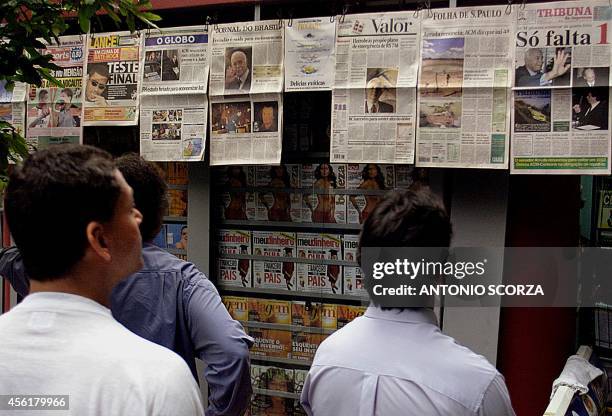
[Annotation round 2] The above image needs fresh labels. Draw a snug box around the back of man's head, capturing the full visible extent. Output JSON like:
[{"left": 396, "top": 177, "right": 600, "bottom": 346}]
[
  {"left": 5, "top": 145, "right": 120, "bottom": 281},
  {"left": 359, "top": 187, "right": 452, "bottom": 258},
  {"left": 115, "top": 153, "right": 167, "bottom": 242}
]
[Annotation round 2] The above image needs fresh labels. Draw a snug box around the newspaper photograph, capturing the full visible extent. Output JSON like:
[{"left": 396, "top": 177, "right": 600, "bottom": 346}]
[
  {"left": 210, "top": 20, "right": 283, "bottom": 96},
  {"left": 84, "top": 31, "right": 142, "bottom": 126},
  {"left": 416, "top": 5, "right": 513, "bottom": 168},
  {"left": 0, "top": 81, "right": 26, "bottom": 149},
  {"left": 301, "top": 163, "right": 347, "bottom": 224},
  {"left": 140, "top": 94, "right": 207, "bottom": 161},
  {"left": 26, "top": 36, "right": 84, "bottom": 150},
  {"left": 255, "top": 165, "right": 301, "bottom": 222},
  {"left": 214, "top": 166, "right": 257, "bottom": 221},
  {"left": 511, "top": 1, "right": 611, "bottom": 174},
  {"left": 141, "top": 26, "right": 208, "bottom": 95},
  {"left": 253, "top": 231, "right": 297, "bottom": 291},
  {"left": 285, "top": 17, "right": 336, "bottom": 91},
  {"left": 217, "top": 229, "right": 251, "bottom": 288},
  {"left": 331, "top": 11, "right": 420, "bottom": 163},
  {"left": 296, "top": 233, "right": 342, "bottom": 294},
  {"left": 210, "top": 94, "right": 282, "bottom": 165}
]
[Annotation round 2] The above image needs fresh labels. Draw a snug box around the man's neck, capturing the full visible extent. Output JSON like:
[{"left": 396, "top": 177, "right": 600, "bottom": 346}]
[{"left": 29, "top": 271, "right": 111, "bottom": 307}]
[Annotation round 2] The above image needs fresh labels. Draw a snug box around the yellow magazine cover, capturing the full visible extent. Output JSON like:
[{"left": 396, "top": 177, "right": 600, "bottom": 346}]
[
  {"left": 337, "top": 305, "right": 367, "bottom": 328},
  {"left": 222, "top": 296, "right": 249, "bottom": 322},
  {"left": 291, "top": 331, "right": 327, "bottom": 361},
  {"left": 249, "top": 328, "right": 291, "bottom": 359},
  {"left": 249, "top": 299, "right": 291, "bottom": 324},
  {"left": 291, "top": 301, "right": 322, "bottom": 327},
  {"left": 321, "top": 304, "right": 337, "bottom": 330}
]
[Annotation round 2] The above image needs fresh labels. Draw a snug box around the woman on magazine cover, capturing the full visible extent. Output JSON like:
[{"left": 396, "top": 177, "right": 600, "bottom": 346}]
[
  {"left": 306, "top": 163, "right": 337, "bottom": 223},
  {"left": 224, "top": 166, "right": 249, "bottom": 220},
  {"left": 260, "top": 165, "right": 292, "bottom": 222},
  {"left": 350, "top": 164, "right": 386, "bottom": 224}
]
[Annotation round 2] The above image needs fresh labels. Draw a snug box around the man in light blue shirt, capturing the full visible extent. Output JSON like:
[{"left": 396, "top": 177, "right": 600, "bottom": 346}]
[
  {"left": 300, "top": 187, "right": 516, "bottom": 416},
  {"left": 0, "top": 154, "right": 253, "bottom": 416}
]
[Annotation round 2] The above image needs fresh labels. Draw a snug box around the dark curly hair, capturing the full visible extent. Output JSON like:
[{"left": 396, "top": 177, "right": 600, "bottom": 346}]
[
  {"left": 314, "top": 163, "right": 337, "bottom": 188},
  {"left": 361, "top": 164, "right": 386, "bottom": 190}
]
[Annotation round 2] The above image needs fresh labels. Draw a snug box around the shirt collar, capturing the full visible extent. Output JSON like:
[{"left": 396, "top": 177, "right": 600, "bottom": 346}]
[
  {"left": 526, "top": 67, "right": 539, "bottom": 76},
  {"left": 239, "top": 69, "right": 250, "bottom": 85},
  {"left": 18, "top": 292, "right": 111, "bottom": 316},
  {"left": 364, "top": 305, "right": 438, "bottom": 326}
]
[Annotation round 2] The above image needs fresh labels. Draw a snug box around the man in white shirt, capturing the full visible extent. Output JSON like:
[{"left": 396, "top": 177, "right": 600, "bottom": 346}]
[
  {"left": 0, "top": 145, "right": 204, "bottom": 416},
  {"left": 300, "top": 187, "right": 516, "bottom": 416}
]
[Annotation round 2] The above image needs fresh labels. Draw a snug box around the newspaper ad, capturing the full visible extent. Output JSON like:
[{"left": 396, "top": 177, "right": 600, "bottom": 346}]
[
  {"left": 210, "top": 20, "right": 283, "bottom": 95},
  {"left": 210, "top": 94, "right": 283, "bottom": 165},
  {"left": 217, "top": 229, "right": 251, "bottom": 288},
  {"left": 330, "top": 11, "right": 420, "bottom": 163},
  {"left": 84, "top": 31, "right": 142, "bottom": 126},
  {"left": 26, "top": 36, "right": 84, "bottom": 150},
  {"left": 301, "top": 163, "right": 347, "bottom": 224},
  {"left": 214, "top": 166, "right": 257, "bottom": 221},
  {"left": 255, "top": 165, "right": 301, "bottom": 222},
  {"left": 285, "top": 17, "right": 336, "bottom": 91},
  {"left": 342, "top": 234, "right": 366, "bottom": 297},
  {"left": 140, "top": 94, "right": 207, "bottom": 161},
  {"left": 141, "top": 26, "right": 208, "bottom": 95},
  {"left": 416, "top": 5, "right": 513, "bottom": 168},
  {"left": 252, "top": 231, "right": 297, "bottom": 291},
  {"left": 511, "top": 1, "right": 611, "bottom": 174},
  {"left": 296, "top": 233, "right": 342, "bottom": 294},
  {"left": 0, "top": 81, "right": 26, "bottom": 148}
]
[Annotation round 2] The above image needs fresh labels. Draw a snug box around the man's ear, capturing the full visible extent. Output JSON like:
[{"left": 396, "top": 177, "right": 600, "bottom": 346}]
[{"left": 86, "top": 221, "right": 111, "bottom": 263}]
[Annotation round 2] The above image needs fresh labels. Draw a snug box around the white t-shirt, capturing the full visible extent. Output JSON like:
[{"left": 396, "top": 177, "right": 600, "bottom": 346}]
[{"left": 0, "top": 292, "right": 204, "bottom": 416}]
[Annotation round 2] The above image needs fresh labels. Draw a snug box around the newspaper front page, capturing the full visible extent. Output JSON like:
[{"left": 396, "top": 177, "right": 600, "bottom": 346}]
[
  {"left": 26, "top": 36, "right": 84, "bottom": 150},
  {"left": 209, "top": 94, "right": 282, "bottom": 165},
  {"left": 84, "top": 31, "right": 142, "bottom": 126},
  {"left": 331, "top": 11, "right": 420, "bottom": 163},
  {"left": 0, "top": 81, "right": 26, "bottom": 148},
  {"left": 416, "top": 6, "right": 513, "bottom": 168},
  {"left": 285, "top": 17, "right": 336, "bottom": 91},
  {"left": 511, "top": 1, "right": 611, "bottom": 174},
  {"left": 210, "top": 20, "right": 283, "bottom": 95}
]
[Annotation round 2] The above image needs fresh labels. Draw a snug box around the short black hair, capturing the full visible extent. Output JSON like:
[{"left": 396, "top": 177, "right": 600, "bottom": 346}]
[
  {"left": 587, "top": 87, "right": 607, "bottom": 102},
  {"left": 87, "top": 62, "right": 109, "bottom": 78},
  {"left": 358, "top": 187, "right": 452, "bottom": 266},
  {"left": 61, "top": 88, "right": 73, "bottom": 99},
  {"left": 5, "top": 145, "right": 120, "bottom": 281},
  {"left": 115, "top": 154, "right": 167, "bottom": 242}
]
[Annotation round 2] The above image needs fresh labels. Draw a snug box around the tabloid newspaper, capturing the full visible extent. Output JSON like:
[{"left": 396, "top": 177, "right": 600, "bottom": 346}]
[
  {"left": 248, "top": 299, "right": 291, "bottom": 324},
  {"left": 222, "top": 296, "right": 249, "bottom": 322},
  {"left": 301, "top": 163, "right": 347, "bottom": 224},
  {"left": 255, "top": 165, "right": 302, "bottom": 222},
  {"left": 511, "top": 1, "right": 611, "bottom": 174},
  {"left": 252, "top": 231, "right": 297, "bottom": 291},
  {"left": 416, "top": 5, "right": 513, "bottom": 168},
  {"left": 214, "top": 166, "right": 257, "bottom": 221},
  {"left": 0, "top": 81, "right": 26, "bottom": 150},
  {"left": 291, "top": 301, "right": 322, "bottom": 327},
  {"left": 284, "top": 17, "right": 336, "bottom": 91},
  {"left": 139, "top": 27, "right": 209, "bottom": 162},
  {"left": 249, "top": 327, "right": 292, "bottom": 359},
  {"left": 296, "top": 233, "right": 343, "bottom": 294},
  {"left": 209, "top": 93, "right": 283, "bottom": 165},
  {"left": 83, "top": 32, "right": 142, "bottom": 126},
  {"left": 342, "top": 235, "right": 366, "bottom": 297},
  {"left": 210, "top": 20, "right": 283, "bottom": 96},
  {"left": 331, "top": 11, "right": 420, "bottom": 163},
  {"left": 26, "top": 36, "right": 84, "bottom": 150},
  {"left": 140, "top": 94, "right": 207, "bottom": 161},
  {"left": 291, "top": 331, "right": 328, "bottom": 361},
  {"left": 217, "top": 229, "right": 252, "bottom": 288}
]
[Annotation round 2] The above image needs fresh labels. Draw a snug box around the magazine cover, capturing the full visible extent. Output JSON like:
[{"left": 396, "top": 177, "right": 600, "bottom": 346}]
[
  {"left": 217, "top": 230, "right": 251, "bottom": 288},
  {"left": 253, "top": 231, "right": 297, "bottom": 291},
  {"left": 251, "top": 365, "right": 295, "bottom": 392},
  {"left": 249, "top": 328, "right": 292, "bottom": 359},
  {"left": 167, "top": 189, "right": 188, "bottom": 217},
  {"left": 166, "top": 223, "right": 188, "bottom": 250},
  {"left": 343, "top": 235, "right": 366, "bottom": 297},
  {"left": 251, "top": 394, "right": 296, "bottom": 416},
  {"left": 347, "top": 164, "right": 395, "bottom": 224},
  {"left": 296, "top": 233, "right": 342, "bottom": 294},
  {"left": 215, "top": 166, "right": 257, "bottom": 220},
  {"left": 156, "top": 161, "right": 189, "bottom": 185},
  {"left": 321, "top": 304, "right": 338, "bottom": 331},
  {"left": 222, "top": 296, "right": 249, "bottom": 322},
  {"left": 294, "top": 369, "right": 308, "bottom": 396},
  {"left": 301, "top": 163, "right": 346, "bottom": 224},
  {"left": 292, "top": 331, "right": 328, "bottom": 361},
  {"left": 337, "top": 305, "right": 367, "bottom": 328},
  {"left": 256, "top": 165, "right": 302, "bottom": 222},
  {"left": 291, "top": 301, "right": 322, "bottom": 328},
  {"left": 248, "top": 299, "right": 291, "bottom": 324}
]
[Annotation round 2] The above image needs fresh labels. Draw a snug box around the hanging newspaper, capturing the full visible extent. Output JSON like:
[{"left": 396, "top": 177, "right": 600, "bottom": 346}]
[
  {"left": 416, "top": 5, "right": 513, "bottom": 168},
  {"left": 141, "top": 26, "right": 209, "bottom": 95},
  {"left": 26, "top": 35, "right": 84, "bottom": 150},
  {"left": 210, "top": 20, "right": 284, "bottom": 95},
  {"left": 330, "top": 11, "right": 420, "bottom": 164},
  {"left": 0, "top": 81, "right": 26, "bottom": 147},
  {"left": 84, "top": 31, "right": 142, "bottom": 126},
  {"left": 511, "top": 1, "right": 611, "bottom": 174},
  {"left": 284, "top": 17, "right": 336, "bottom": 91},
  {"left": 209, "top": 94, "right": 282, "bottom": 165},
  {"left": 140, "top": 95, "right": 207, "bottom": 161}
]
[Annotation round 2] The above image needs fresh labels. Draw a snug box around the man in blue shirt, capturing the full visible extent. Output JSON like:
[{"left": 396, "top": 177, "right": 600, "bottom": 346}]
[{"left": 0, "top": 153, "right": 253, "bottom": 416}]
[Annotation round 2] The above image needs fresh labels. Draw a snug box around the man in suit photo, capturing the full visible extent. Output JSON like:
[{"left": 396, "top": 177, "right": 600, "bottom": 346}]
[
  {"left": 515, "top": 48, "right": 570, "bottom": 87},
  {"left": 573, "top": 88, "right": 608, "bottom": 130},
  {"left": 365, "top": 72, "right": 395, "bottom": 113},
  {"left": 225, "top": 49, "right": 252, "bottom": 92}
]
